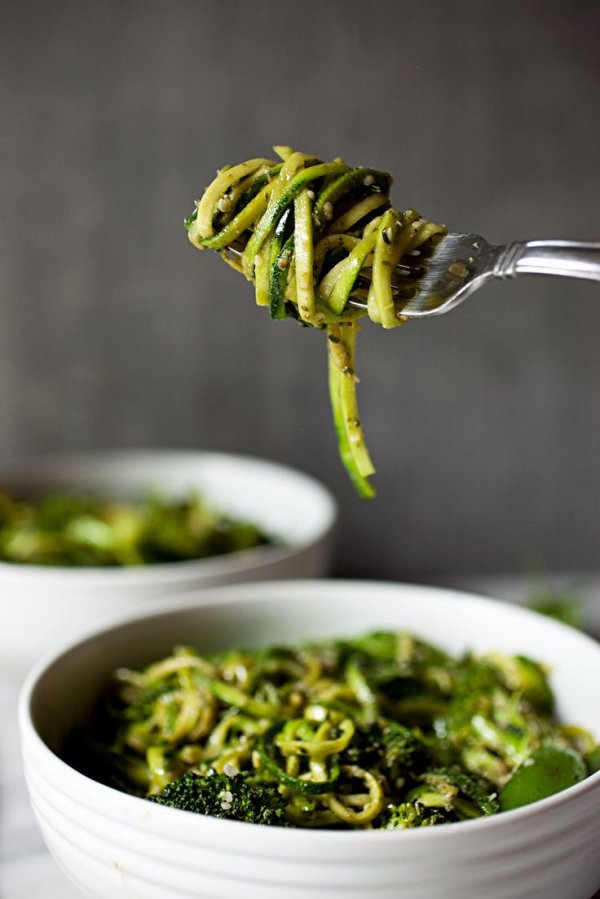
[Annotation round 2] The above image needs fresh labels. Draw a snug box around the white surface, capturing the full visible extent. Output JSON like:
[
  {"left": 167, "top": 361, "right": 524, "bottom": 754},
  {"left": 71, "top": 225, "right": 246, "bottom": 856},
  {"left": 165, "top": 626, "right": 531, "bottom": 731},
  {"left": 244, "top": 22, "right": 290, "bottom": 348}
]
[
  {"left": 0, "top": 679, "right": 82, "bottom": 898},
  {"left": 0, "top": 449, "right": 336, "bottom": 678},
  {"left": 14, "top": 578, "right": 600, "bottom": 899}
]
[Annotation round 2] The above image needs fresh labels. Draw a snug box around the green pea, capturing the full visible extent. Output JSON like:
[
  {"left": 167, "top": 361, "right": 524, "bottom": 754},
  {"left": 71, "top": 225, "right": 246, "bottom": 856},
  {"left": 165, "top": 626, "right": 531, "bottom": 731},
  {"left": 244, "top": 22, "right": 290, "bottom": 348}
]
[{"left": 499, "top": 745, "right": 587, "bottom": 812}]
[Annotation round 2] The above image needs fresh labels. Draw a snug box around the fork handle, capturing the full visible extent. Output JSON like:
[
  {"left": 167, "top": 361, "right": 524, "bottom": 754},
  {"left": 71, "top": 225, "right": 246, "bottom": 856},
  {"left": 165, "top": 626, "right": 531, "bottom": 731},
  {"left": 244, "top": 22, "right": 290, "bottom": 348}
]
[{"left": 494, "top": 240, "right": 600, "bottom": 282}]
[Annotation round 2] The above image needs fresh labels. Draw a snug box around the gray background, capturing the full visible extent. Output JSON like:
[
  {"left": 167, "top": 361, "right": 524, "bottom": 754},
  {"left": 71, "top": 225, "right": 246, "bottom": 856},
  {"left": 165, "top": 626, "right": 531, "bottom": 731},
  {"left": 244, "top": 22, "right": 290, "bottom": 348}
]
[{"left": 1, "top": 0, "right": 599, "bottom": 579}]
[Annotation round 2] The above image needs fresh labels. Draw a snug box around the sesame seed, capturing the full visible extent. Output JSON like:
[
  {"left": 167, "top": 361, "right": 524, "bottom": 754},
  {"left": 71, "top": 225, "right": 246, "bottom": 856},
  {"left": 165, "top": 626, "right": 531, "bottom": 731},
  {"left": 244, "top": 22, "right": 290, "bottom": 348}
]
[
  {"left": 323, "top": 201, "right": 334, "bottom": 221},
  {"left": 223, "top": 762, "right": 237, "bottom": 777},
  {"left": 448, "top": 262, "right": 468, "bottom": 278},
  {"left": 277, "top": 256, "right": 289, "bottom": 270},
  {"left": 307, "top": 704, "right": 327, "bottom": 721},
  {"left": 307, "top": 190, "right": 315, "bottom": 200},
  {"left": 217, "top": 196, "right": 233, "bottom": 213},
  {"left": 235, "top": 664, "right": 247, "bottom": 682},
  {"left": 220, "top": 801, "right": 232, "bottom": 811},
  {"left": 223, "top": 791, "right": 233, "bottom": 803},
  {"left": 363, "top": 174, "right": 375, "bottom": 186}
]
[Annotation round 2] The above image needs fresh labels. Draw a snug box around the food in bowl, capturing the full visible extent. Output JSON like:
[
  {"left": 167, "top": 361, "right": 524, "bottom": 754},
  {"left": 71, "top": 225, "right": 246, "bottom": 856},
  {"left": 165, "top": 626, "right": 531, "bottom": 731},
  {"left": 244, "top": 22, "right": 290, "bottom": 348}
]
[
  {"left": 19, "top": 582, "right": 600, "bottom": 899},
  {"left": 69, "top": 628, "right": 598, "bottom": 829},
  {"left": 186, "top": 147, "right": 447, "bottom": 498},
  {"left": 0, "top": 489, "right": 272, "bottom": 567}
]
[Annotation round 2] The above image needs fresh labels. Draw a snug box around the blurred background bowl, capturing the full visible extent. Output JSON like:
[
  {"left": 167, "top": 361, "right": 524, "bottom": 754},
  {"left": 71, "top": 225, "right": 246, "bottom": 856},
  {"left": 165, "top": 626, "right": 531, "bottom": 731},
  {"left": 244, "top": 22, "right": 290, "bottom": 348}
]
[
  {"left": 0, "top": 450, "right": 336, "bottom": 677},
  {"left": 19, "top": 580, "right": 600, "bottom": 899}
]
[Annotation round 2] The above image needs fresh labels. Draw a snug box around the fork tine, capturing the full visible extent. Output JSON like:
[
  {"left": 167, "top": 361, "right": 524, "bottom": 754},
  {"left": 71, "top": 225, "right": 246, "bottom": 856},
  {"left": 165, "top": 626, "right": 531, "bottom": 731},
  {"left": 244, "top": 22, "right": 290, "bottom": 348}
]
[
  {"left": 224, "top": 233, "right": 492, "bottom": 318},
  {"left": 396, "top": 233, "right": 492, "bottom": 317}
]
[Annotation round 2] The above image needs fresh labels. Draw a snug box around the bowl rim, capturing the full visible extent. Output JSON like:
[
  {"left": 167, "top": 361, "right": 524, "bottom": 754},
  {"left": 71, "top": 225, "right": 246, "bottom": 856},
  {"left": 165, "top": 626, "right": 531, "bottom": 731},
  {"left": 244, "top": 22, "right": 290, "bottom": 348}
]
[
  {"left": 18, "top": 579, "right": 600, "bottom": 845},
  {"left": 0, "top": 448, "right": 337, "bottom": 581}
]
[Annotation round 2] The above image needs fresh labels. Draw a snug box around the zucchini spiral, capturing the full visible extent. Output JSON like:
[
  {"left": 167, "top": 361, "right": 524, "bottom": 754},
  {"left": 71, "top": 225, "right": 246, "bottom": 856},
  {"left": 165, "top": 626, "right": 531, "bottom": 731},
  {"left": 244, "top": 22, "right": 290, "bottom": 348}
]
[
  {"left": 74, "top": 630, "right": 595, "bottom": 829},
  {"left": 186, "top": 147, "right": 446, "bottom": 497}
]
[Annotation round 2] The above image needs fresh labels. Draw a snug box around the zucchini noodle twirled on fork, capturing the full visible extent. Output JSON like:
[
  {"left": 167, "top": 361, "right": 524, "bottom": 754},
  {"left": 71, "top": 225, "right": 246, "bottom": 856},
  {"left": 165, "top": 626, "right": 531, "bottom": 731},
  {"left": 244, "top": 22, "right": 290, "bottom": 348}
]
[{"left": 185, "top": 147, "right": 446, "bottom": 497}]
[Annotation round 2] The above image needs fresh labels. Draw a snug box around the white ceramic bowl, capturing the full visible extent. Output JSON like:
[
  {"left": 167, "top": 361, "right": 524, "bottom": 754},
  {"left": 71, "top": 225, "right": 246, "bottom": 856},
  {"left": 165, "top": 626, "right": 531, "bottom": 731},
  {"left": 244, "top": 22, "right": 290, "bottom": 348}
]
[
  {"left": 0, "top": 451, "right": 336, "bottom": 677},
  {"left": 19, "top": 580, "right": 600, "bottom": 899}
]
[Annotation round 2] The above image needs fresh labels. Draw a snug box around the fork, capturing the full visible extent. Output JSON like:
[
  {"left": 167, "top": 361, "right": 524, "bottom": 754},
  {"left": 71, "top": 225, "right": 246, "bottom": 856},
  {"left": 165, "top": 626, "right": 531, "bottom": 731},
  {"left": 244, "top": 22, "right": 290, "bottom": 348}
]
[
  {"left": 373, "top": 235, "right": 600, "bottom": 319},
  {"left": 224, "top": 236, "right": 600, "bottom": 319}
]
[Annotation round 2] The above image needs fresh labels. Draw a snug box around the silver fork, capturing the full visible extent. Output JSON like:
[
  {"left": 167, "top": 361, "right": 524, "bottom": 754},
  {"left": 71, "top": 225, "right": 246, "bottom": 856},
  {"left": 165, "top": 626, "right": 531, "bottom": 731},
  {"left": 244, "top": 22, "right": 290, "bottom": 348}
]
[
  {"left": 224, "top": 237, "right": 600, "bottom": 318},
  {"left": 379, "top": 236, "right": 600, "bottom": 319}
]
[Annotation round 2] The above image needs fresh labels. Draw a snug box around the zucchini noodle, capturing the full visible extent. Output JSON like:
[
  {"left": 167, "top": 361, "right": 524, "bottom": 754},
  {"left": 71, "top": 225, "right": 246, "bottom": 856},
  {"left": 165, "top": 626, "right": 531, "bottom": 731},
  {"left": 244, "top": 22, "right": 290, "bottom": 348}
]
[
  {"left": 73, "top": 629, "right": 597, "bottom": 829},
  {"left": 185, "top": 147, "right": 447, "bottom": 498}
]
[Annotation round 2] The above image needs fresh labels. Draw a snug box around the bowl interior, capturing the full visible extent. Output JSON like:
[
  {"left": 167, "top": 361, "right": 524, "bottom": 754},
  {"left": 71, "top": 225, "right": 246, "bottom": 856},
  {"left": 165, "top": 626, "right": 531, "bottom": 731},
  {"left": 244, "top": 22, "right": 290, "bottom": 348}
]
[
  {"left": 25, "top": 581, "right": 600, "bottom": 757},
  {"left": 0, "top": 449, "right": 336, "bottom": 552}
]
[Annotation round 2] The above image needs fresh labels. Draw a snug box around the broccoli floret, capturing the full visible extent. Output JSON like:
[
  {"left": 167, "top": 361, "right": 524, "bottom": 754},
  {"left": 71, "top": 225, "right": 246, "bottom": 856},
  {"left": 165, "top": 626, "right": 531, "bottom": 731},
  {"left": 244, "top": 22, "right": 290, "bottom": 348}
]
[
  {"left": 380, "top": 720, "right": 427, "bottom": 772},
  {"left": 380, "top": 801, "right": 449, "bottom": 829},
  {"left": 408, "top": 766, "right": 499, "bottom": 819},
  {"left": 445, "top": 656, "right": 552, "bottom": 783},
  {"left": 150, "top": 771, "right": 289, "bottom": 826},
  {"left": 341, "top": 719, "right": 427, "bottom": 778},
  {"left": 344, "top": 631, "right": 399, "bottom": 663}
]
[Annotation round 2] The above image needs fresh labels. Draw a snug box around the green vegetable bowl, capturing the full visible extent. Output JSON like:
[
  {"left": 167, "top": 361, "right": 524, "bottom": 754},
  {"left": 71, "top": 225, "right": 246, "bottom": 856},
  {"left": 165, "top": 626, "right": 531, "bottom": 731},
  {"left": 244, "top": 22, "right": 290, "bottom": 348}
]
[
  {"left": 19, "top": 581, "right": 600, "bottom": 899},
  {"left": 0, "top": 451, "right": 336, "bottom": 677}
]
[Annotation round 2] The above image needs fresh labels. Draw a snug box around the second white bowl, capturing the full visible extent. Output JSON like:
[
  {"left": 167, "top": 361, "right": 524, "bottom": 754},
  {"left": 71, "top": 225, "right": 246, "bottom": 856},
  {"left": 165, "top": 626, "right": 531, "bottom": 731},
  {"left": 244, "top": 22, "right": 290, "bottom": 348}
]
[{"left": 0, "top": 450, "right": 336, "bottom": 677}]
